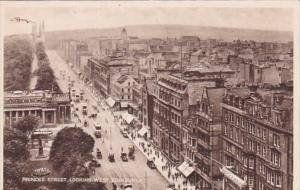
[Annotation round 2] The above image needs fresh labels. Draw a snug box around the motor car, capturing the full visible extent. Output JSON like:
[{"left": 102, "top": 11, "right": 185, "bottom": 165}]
[
  {"left": 146, "top": 159, "right": 156, "bottom": 169},
  {"left": 121, "top": 153, "right": 128, "bottom": 162},
  {"left": 84, "top": 120, "right": 88, "bottom": 127},
  {"left": 94, "top": 122, "right": 101, "bottom": 130},
  {"left": 96, "top": 149, "right": 102, "bottom": 159},
  {"left": 94, "top": 131, "right": 101, "bottom": 138},
  {"left": 124, "top": 184, "right": 133, "bottom": 190},
  {"left": 108, "top": 153, "right": 115, "bottom": 162}
]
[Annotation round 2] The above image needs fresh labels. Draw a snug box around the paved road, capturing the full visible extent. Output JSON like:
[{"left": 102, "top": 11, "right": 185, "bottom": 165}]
[{"left": 46, "top": 50, "right": 168, "bottom": 190}]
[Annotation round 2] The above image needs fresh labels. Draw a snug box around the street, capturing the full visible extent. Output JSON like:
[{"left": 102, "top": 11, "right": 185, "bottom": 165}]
[{"left": 47, "top": 50, "right": 168, "bottom": 190}]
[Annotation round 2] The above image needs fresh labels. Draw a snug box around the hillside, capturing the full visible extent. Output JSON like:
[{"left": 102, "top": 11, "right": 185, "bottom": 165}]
[{"left": 7, "top": 25, "right": 293, "bottom": 49}]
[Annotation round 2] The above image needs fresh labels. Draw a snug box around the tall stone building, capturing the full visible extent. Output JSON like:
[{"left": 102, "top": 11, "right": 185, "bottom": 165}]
[{"left": 221, "top": 86, "right": 293, "bottom": 190}]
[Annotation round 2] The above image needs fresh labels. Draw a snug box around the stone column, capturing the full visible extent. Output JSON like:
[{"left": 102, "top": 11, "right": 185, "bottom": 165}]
[
  {"left": 53, "top": 111, "right": 57, "bottom": 124},
  {"left": 42, "top": 110, "right": 45, "bottom": 124},
  {"left": 9, "top": 111, "right": 12, "bottom": 128}
]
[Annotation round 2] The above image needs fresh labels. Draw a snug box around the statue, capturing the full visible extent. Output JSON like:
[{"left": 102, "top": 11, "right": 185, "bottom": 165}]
[{"left": 38, "top": 138, "right": 44, "bottom": 157}]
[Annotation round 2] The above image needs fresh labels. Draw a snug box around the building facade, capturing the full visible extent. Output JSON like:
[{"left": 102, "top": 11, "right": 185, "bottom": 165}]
[
  {"left": 221, "top": 87, "right": 293, "bottom": 190},
  {"left": 4, "top": 90, "right": 71, "bottom": 127}
]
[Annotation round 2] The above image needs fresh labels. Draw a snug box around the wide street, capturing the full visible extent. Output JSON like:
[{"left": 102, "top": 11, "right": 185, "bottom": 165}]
[{"left": 46, "top": 50, "right": 168, "bottom": 190}]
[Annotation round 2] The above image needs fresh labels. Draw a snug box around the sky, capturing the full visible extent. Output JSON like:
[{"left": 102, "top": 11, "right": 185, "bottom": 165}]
[{"left": 3, "top": 4, "right": 294, "bottom": 35}]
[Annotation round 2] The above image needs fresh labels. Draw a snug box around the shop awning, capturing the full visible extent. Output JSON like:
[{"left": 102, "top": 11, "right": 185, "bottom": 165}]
[
  {"left": 122, "top": 113, "right": 134, "bottom": 124},
  {"left": 121, "top": 102, "right": 128, "bottom": 108},
  {"left": 138, "top": 126, "right": 148, "bottom": 136},
  {"left": 177, "top": 161, "right": 195, "bottom": 177},
  {"left": 220, "top": 167, "right": 247, "bottom": 188},
  {"left": 106, "top": 97, "right": 116, "bottom": 107}
]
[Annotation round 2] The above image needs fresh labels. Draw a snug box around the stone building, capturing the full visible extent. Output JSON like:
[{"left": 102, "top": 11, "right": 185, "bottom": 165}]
[
  {"left": 221, "top": 86, "right": 293, "bottom": 190},
  {"left": 4, "top": 90, "right": 71, "bottom": 127},
  {"left": 87, "top": 57, "right": 133, "bottom": 98},
  {"left": 151, "top": 63, "right": 235, "bottom": 165}
]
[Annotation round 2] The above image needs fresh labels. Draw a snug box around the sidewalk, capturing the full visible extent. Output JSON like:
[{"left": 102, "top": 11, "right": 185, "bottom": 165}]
[{"left": 113, "top": 112, "right": 196, "bottom": 190}]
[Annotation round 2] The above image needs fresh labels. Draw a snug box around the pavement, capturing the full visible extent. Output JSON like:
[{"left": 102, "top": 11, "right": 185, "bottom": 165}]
[
  {"left": 112, "top": 112, "right": 196, "bottom": 190},
  {"left": 46, "top": 50, "right": 168, "bottom": 190}
]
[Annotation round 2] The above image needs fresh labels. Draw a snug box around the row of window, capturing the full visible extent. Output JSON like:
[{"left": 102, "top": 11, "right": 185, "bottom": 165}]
[
  {"left": 224, "top": 111, "right": 281, "bottom": 147},
  {"left": 225, "top": 155, "right": 282, "bottom": 188},
  {"left": 154, "top": 101, "right": 182, "bottom": 124},
  {"left": 153, "top": 87, "right": 182, "bottom": 108},
  {"left": 225, "top": 138, "right": 281, "bottom": 166}
]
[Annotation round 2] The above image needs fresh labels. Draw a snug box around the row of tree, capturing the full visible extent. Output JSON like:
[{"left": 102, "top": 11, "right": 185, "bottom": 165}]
[
  {"left": 34, "top": 42, "right": 62, "bottom": 93},
  {"left": 4, "top": 37, "right": 33, "bottom": 90}
]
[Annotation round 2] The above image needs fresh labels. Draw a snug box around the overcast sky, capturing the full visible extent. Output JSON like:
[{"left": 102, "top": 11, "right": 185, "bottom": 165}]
[{"left": 3, "top": 5, "right": 294, "bottom": 35}]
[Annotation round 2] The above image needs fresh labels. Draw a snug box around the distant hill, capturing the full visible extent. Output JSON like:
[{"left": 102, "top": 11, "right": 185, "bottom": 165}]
[{"left": 15, "top": 24, "right": 293, "bottom": 49}]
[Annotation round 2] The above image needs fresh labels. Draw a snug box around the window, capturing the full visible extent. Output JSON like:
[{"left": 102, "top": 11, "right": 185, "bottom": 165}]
[
  {"left": 230, "top": 113, "right": 234, "bottom": 123},
  {"left": 241, "top": 118, "right": 245, "bottom": 128},
  {"left": 262, "top": 129, "right": 266, "bottom": 140},
  {"left": 224, "top": 124, "right": 228, "bottom": 135},
  {"left": 262, "top": 146, "right": 266, "bottom": 158},
  {"left": 128, "top": 95, "right": 130, "bottom": 99},
  {"left": 273, "top": 134, "right": 280, "bottom": 147},
  {"left": 276, "top": 173, "right": 282, "bottom": 187},
  {"left": 257, "top": 143, "right": 261, "bottom": 155},
  {"left": 230, "top": 126, "right": 233, "bottom": 139},
  {"left": 249, "top": 157, "right": 254, "bottom": 169},
  {"left": 267, "top": 170, "right": 271, "bottom": 183},
  {"left": 128, "top": 82, "right": 130, "bottom": 86},
  {"left": 235, "top": 129, "right": 239, "bottom": 142},
  {"left": 122, "top": 88, "right": 124, "bottom": 92},
  {"left": 236, "top": 116, "right": 240, "bottom": 126},
  {"left": 249, "top": 175, "right": 254, "bottom": 187},
  {"left": 122, "top": 96, "right": 124, "bottom": 100},
  {"left": 271, "top": 172, "right": 275, "bottom": 185}
]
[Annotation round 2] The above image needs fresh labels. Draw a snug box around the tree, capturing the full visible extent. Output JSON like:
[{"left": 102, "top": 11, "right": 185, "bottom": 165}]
[
  {"left": 4, "top": 128, "right": 30, "bottom": 161},
  {"left": 4, "top": 37, "right": 33, "bottom": 90},
  {"left": 49, "top": 127, "right": 95, "bottom": 171},
  {"left": 13, "top": 115, "right": 39, "bottom": 133}
]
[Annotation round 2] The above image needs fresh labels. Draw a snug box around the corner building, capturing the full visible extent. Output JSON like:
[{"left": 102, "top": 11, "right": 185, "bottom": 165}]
[{"left": 221, "top": 87, "right": 293, "bottom": 190}]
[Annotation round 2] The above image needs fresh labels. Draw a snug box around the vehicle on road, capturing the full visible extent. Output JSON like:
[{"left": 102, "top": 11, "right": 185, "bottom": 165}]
[
  {"left": 82, "top": 103, "right": 88, "bottom": 115},
  {"left": 124, "top": 184, "right": 133, "bottom": 190},
  {"left": 84, "top": 120, "right": 88, "bottom": 127},
  {"left": 71, "top": 89, "right": 76, "bottom": 97},
  {"left": 121, "top": 152, "right": 128, "bottom": 162},
  {"left": 75, "top": 93, "right": 80, "bottom": 102},
  {"left": 89, "top": 113, "right": 97, "bottom": 119},
  {"left": 96, "top": 149, "right": 102, "bottom": 159},
  {"left": 128, "top": 145, "right": 135, "bottom": 160},
  {"left": 80, "top": 89, "right": 84, "bottom": 100},
  {"left": 89, "top": 159, "right": 101, "bottom": 168},
  {"left": 94, "top": 122, "right": 101, "bottom": 130},
  {"left": 94, "top": 130, "right": 102, "bottom": 138},
  {"left": 108, "top": 153, "right": 115, "bottom": 162},
  {"left": 146, "top": 159, "right": 156, "bottom": 169}
]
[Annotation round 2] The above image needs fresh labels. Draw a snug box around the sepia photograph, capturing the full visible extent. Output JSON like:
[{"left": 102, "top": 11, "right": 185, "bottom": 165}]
[{"left": 0, "top": 1, "right": 298, "bottom": 190}]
